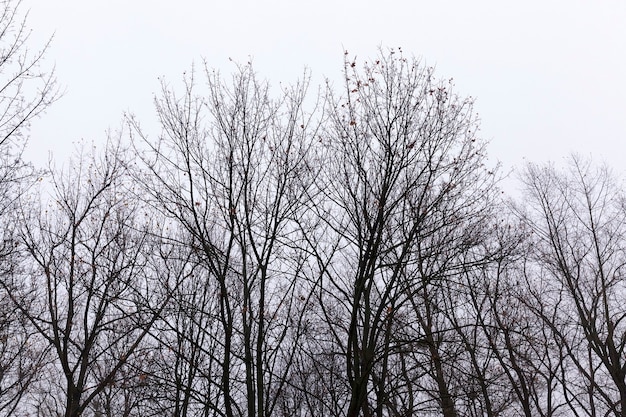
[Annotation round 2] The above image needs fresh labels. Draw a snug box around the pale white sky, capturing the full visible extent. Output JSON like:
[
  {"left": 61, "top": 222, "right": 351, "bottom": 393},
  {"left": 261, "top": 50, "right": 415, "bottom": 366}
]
[{"left": 23, "top": 0, "right": 626, "bottom": 179}]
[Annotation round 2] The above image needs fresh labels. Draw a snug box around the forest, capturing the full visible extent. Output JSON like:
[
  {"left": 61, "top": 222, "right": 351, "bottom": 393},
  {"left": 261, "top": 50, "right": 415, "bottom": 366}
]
[{"left": 1, "top": 2, "right": 626, "bottom": 417}]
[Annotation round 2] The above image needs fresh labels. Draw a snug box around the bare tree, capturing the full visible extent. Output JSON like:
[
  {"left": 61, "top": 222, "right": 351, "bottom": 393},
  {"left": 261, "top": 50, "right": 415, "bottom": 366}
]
[
  {"left": 0, "top": 0, "right": 57, "bottom": 150},
  {"left": 0, "top": 0, "right": 58, "bottom": 414},
  {"left": 519, "top": 156, "right": 626, "bottom": 417},
  {"left": 296, "top": 48, "right": 501, "bottom": 417},
  {"left": 458, "top": 228, "right": 568, "bottom": 417},
  {"left": 0, "top": 0, "right": 58, "bottom": 216},
  {"left": 128, "top": 62, "right": 319, "bottom": 417},
  {"left": 8, "top": 138, "right": 172, "bottom": 417}
]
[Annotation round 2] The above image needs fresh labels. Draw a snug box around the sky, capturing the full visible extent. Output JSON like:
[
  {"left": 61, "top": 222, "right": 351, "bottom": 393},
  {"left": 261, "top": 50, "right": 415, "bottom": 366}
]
[{"left": 22, "top": 0, "right": 626, "bottom": 185}]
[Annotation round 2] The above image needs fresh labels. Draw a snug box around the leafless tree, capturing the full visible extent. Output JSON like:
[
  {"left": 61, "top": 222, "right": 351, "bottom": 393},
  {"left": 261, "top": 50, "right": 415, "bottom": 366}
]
[
  {"left": 295, "top": 48, "right": 502, "bottom": 417},
  {"left": 456, "top": 226, "right": 568, "bottom": 417},
  {"left": 8, "top": 138, "right": 172, "bottom": 417},
  {"left": 0, "top": 0, "right": 58, "bottom": 414},
  {"left": 128, "top": 62, "right": 319, "bottom": 417},
  {"left": 0, "top": 0, "right": 57, "bottom": 150},
  {"left": 518, "top": 156, "right": 626, "bottom": 417}
]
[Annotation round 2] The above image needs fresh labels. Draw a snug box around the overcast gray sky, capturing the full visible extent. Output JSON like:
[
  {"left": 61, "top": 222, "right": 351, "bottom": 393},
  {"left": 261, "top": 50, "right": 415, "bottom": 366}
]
[{"left": 23, "top": 0, "right": 626, "bottom": 179}]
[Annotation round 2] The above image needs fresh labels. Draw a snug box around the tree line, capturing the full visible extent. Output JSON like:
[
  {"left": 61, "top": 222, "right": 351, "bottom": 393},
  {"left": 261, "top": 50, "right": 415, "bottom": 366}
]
[{"left": 1, "top": 2, "right": 626, "bottom": 416}]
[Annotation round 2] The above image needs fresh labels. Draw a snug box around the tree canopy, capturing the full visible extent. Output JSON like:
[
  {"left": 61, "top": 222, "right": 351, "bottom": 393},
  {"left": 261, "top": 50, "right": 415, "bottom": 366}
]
[{"left": 0, "top": 5, "right": 624, "bottom": 415}]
